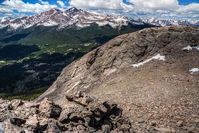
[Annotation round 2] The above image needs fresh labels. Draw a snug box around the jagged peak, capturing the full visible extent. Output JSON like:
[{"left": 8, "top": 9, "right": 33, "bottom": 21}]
[
  {"left": 66, "top": 7, "right": 81, "bottom": 12},
  {"left": 38, "top": 8, "right": 62, "bottom": 17}
]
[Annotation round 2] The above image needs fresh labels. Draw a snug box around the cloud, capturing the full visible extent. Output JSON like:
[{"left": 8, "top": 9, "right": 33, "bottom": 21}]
[
  {"left": 57, "top": 0, "right": 65, "bottom": 8},
  {"left": 178, "top": 3, "right": 199, "bottom": 12},
  {"left": 2, "top": 0, "right": 58, "bottom": 13},
  {"left": 39, "top": 0, "right": 49, "bottom": 5},
  {"left": 69, "top": 0, "right": 132, "bottom": 10},
  {"left": 0, "top": 0, "right": 199, "bottom": 20},
  {"left": 68, "top": 0, "right": 199, "bottom": 20},
  {"left": 129, "top": 0, "right": 179, "bottom": 10},
  {"left": 0, "top": 6, "right": 13, "bottom": 13}
]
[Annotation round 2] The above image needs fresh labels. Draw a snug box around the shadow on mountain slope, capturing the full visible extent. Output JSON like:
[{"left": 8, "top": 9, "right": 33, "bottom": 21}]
[
  {"left": 0, "top": 51, "right": 85, "bottom": 95},
  {"left": 0, "top": 44, "right": 39, "bottom": 60}
]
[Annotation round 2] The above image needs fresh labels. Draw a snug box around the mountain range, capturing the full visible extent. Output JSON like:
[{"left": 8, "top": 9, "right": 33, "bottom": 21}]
[
  {"left": 0, "top": 7, "right": 199, "bottom": 31},
  {"left": 0, "top": 7, "right": 145, "bottom": 31}
]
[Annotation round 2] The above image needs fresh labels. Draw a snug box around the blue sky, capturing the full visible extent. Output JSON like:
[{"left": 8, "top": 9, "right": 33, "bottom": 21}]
[
  {"left": 0, "top": 0, "right": 199, "bottom": 20},
  {"left": 3, "top": 0, "right": 198, "bottom": 5},
  {"left": 179, "top": 0, "right": 199, "bottom": 5}
]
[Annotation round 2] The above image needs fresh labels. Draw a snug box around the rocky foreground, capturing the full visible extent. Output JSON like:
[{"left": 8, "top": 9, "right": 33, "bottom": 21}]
[
  {"left": 0, "top": 92, "right": 131, "bottom": 133},
  {"left": 1, "top": 26, "right": 199, "bottom": 133}
]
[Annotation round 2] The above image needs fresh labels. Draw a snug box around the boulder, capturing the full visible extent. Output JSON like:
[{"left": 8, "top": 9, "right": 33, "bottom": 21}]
[
  {"left": 9, "top": 99, "right": 23, "bottom": 110},
  {"left": 10, "top": 118, "right": 26, "bottom": 126},
  {"left": 39, "top": 98, "right": 62, "bottom": 118},
  {"left": 0, "top": 92, "right": 132, "bottom": 132}
]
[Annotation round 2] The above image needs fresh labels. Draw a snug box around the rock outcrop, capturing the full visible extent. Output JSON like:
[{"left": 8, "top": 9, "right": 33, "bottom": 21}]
[
  {"left": 0, "top": 92, "right": 131, "bottom": 133},
  {"left": 37, "top": 26, "right": 199, "bottom": 132},
  {"left": 38, "top": 26, "right": 199, "bottom": 103}
]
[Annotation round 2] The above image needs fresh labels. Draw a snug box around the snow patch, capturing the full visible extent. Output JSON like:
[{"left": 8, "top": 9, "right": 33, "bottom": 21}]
[
  {"left": 189, "top": 68, "right": 199, "bottom": 74},
  {"left": 132, "top": 54, "right": 165, "bottom": 68},
  {"left": 39, "top": 20, "right": 58, "bottom": 27},
  {"left": 182, "top": 45, "right": 193, "bottom": 51},
  {"left": 10, "top": 23, "right": 23, "bottom": 30},
  {"left": 182, "top": 45, "right": 199, "bottom": 51},
  {"left": 195, "top": 45, "right": 199, "bottom": 51}
]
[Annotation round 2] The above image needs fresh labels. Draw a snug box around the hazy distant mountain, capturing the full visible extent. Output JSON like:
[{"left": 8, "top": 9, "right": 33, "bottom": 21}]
[{"left": 141, "top": 17, "right": 199, "bottom": 27}]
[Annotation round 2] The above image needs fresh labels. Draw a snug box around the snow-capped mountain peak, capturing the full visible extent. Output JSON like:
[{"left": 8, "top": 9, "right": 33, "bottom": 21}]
[
  {"left": 0, "top": 7, "right": 134, "bottom": 31},
  {"left": 141, "top": 18, "right": 199, "bottom": 27},
  {"left": 1, "top": 7, "right": 198, "bottom": 31}
]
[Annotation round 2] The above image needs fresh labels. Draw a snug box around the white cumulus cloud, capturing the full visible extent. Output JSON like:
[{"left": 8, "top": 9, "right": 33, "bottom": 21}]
[
  {"left": 69, "top": 0, "right": 131, "bottom": 10},
  {"left": 129, "top": 0, "right": 179, "bottom": 10},
  {"left": 2, "top": 0, "right": 57, "bottom": 13},
  {"left": 57, "top": 0, "right": 65, "bottom": 8},
  {"left": 69, "top": 0, "right": 199, "bottom": 20},
  {"left": 0, "top": 0, "right": 199, "bottom": 21}
]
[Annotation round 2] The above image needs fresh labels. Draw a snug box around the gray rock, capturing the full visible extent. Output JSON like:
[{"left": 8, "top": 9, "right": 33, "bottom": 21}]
[
  {"left": 176, "top": 120, "right": 184, "bottom": 127},
  {"left": 10, "top": 118, "right": 26, "bottom": 126},
  {"left": 46, "top": 119, "right": 61, "bottom": 133},
  {"left": 0, "top": 92, "right": 132, "bottom": 132},
  {"left": 9, "top": 99, "right": 23, "bottom": 110},
  {"left": 101, "top": 124, "right": 111, "bottom": 133},
  {"left": 39, "top": 98, "right": 61, "bottom": 118}
]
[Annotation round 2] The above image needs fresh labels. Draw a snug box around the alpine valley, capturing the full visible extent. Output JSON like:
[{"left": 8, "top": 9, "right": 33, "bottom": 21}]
[{"left": 0, "top": 7, "right": 152, "bottom": 98}]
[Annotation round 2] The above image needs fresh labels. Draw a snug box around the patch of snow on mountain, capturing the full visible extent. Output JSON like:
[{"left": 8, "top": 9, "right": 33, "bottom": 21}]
[
  {"left": 75, "top": 23, "right": 90, "bottom": 28},
  {"left": 40, "top": 20, "right": 58, "bottom": 27},
  {"left": 182, "top": 45, "right": 193, "bottom": 51},
  {"left": 96, "top": 21, "right": 109, "bottom": 27},
  {"left": 132, "top": 54, "right": 165, "bottom": 68},
  {"left": 189, "top": 68, "right": 199, "bottom": 74},
  {"left": 9, "top": 23, "right": 23, "bottom": 30},
  {"left": 182, "top": 45, "right": 199, "bottom": 51},
  {"left": 194, "top": 45, "right": 199, "bottom": 51}
]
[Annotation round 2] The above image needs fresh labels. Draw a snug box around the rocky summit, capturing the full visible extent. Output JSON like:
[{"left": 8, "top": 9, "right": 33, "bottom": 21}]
[
  {"left": 37, "top": 26, "right": 199, "bottom": 132},
  {"left": 0, "top": 92, "right": 131, "bottom": 133},
  {"left": 0, "top": 26, "right": 199, "bottom": 132}
]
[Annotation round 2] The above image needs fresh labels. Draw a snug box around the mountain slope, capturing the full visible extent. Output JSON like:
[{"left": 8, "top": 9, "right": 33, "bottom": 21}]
[
  {"left": 0, "top": 8, "right": 152, "bottom": 97},
  {"left": 38, "top": 26, "right": 199, "bottom": 132}
]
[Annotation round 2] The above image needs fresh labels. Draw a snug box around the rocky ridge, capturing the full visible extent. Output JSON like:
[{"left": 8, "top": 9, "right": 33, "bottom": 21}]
[
  {"left": 0, "top": 92, "right": 131, "bottom": 133},
  {"left": 37, "top": 26, "right": 199, "bottom": 132}
]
